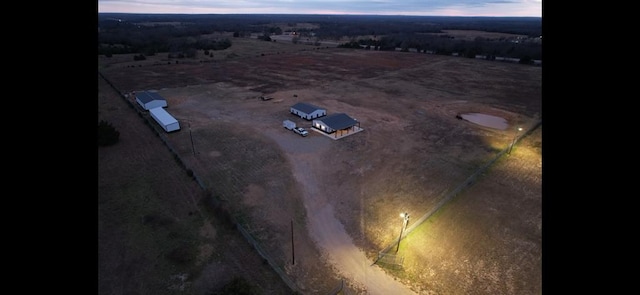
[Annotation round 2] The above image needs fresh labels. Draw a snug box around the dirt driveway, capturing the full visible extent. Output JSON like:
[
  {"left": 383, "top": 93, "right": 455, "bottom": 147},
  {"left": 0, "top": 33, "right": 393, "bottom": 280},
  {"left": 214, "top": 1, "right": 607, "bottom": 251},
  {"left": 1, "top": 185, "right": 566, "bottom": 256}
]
[{"left": 258, "top": 123, "right": 416, "bottom": 294}]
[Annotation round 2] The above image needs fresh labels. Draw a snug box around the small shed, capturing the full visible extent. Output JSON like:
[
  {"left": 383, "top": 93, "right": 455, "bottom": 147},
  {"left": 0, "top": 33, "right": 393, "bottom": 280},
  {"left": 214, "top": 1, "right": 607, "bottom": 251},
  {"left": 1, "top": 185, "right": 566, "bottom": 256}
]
[
  {"left": 290, "top": 102, "right": 326, "bottom": 120},
  {"left": 136, "top": 91, "right": 167, "bottom": 110},
  {"left": 149, "top": 107, "right": 180, "bottom": 132},
  {"left": 312, "top": 113, "right": 360, "bottom": 136}
]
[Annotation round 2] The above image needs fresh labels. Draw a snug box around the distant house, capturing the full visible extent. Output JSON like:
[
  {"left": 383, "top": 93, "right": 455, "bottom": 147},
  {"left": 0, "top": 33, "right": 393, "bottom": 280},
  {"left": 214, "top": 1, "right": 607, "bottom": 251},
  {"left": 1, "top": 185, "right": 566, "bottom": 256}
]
[
  {"left": 312, "top": 113, "right": 360, "bottom": 137},
  {"left": 135, "top": 91, "right": 167, "bottom": 110},
  {"left": 149, "top": 107, "right": 180, "bottom": 132},
  {"left": 290, "top": 102, "right": 326, "bottom": 120}
]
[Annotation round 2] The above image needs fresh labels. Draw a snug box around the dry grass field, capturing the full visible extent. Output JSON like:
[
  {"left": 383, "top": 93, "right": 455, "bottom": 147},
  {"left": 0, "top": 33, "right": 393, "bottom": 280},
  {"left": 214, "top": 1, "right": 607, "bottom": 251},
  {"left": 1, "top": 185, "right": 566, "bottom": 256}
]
[
  {"left": 98, "top": 75, "right": 300, "bottom": 295},
  {"left": 98, "top": 34, "right": 541, "bottom": 295}
]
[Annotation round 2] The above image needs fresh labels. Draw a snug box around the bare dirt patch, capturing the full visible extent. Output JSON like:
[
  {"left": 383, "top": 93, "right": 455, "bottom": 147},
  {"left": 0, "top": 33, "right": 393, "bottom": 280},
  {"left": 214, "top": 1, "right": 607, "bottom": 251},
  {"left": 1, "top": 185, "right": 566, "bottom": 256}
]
[{"left": 99, "top": 37, "right": 541, "bottom": 294}]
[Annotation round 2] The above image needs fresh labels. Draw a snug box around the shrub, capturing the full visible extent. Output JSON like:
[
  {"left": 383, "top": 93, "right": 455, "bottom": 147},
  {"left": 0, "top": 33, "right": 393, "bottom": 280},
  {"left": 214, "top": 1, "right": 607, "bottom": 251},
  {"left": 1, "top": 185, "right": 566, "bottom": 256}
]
[
  {"left": 215, "top": 277, "right": 258, "bottom": 295},
  {"left": 519, "top": 55, "right": 534, "bottom": 64},
  {"left": 98, "top": 120, "right": 120, "bottom": 146},
  {"left": 166, "top": 242, "right": 194, "bottom": 265}
]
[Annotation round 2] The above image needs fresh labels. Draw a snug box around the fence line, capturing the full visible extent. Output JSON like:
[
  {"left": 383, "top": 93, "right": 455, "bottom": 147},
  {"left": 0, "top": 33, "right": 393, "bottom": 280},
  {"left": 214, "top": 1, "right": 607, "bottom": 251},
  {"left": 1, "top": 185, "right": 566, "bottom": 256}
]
[
  {"left": 375, "top": 119, "right": 542, "bottom": 262},
  {"left": 99, "top": 71, "right": 303, "bottom": 294}
]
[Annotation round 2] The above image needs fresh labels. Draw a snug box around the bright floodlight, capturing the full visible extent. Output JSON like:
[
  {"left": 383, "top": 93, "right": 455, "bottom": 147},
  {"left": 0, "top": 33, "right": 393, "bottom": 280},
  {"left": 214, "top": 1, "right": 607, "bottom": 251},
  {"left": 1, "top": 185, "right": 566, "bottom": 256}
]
[{"left": 396, "top": 212, "right": 410, "bottom": 252}]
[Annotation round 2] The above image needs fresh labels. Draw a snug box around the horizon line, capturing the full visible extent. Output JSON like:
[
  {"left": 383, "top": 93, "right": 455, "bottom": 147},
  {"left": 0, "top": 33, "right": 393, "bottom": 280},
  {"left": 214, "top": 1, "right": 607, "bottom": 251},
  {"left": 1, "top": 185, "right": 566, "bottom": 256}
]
[{"left": 98, "top": 12, "right": 541, "bottom": 18}]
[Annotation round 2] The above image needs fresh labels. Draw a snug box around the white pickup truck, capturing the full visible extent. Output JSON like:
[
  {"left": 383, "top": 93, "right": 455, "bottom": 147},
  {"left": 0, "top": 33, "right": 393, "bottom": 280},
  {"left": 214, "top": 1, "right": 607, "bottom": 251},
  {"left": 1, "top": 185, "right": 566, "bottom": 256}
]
[
  {"left": 283, "top": 120, "right": 308, "bottom": 137},
  {"left": 293, "top": 127, "right": 309, "bottom": 137}
]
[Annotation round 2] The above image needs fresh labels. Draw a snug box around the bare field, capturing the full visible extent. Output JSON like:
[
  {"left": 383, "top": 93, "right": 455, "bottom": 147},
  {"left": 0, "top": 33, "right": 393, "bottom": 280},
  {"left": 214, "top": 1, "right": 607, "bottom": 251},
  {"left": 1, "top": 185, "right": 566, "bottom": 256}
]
[{"left": 99, "top": 36, "right": 541, "bottom": 295}]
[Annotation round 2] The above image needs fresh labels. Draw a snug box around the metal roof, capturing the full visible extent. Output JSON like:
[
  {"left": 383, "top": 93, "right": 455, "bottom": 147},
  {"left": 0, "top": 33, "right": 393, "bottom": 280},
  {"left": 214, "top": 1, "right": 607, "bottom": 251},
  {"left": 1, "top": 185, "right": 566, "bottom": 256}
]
[
  {"left": 317, "top": 113, "right": 357, "bottom": 130},
  {"left": 291, "top": 102, "right": 324, "bottom": 114},
  {"left": 136, "top": 91, "right": 166, "bottom": 104},
  {"left": 149, "top": 107, "right": 178, "bottom": 125}
]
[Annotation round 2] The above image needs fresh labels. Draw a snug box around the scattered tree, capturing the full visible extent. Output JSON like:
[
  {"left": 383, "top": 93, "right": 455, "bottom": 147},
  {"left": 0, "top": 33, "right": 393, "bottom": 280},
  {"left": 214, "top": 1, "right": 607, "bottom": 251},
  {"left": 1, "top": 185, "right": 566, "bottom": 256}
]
[
  {"left": 519, "top": 55, "right": 534, "bottom": 64},
  {"left": 213, "top": 277, "right": 259, "bottom": 295},
  {"left": 98, "top": 120, "right": 120, "bottom": 146}
]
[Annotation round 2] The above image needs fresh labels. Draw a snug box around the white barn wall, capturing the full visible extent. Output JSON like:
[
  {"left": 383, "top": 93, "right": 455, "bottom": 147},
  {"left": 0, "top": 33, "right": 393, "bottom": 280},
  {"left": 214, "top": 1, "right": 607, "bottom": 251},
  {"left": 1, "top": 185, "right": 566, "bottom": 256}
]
[
  {"left": 290, "top": 107, "right": 326, "bottom": 120},
  {"left": 313, "top": 120, "right": 334, "bottom": 133}
]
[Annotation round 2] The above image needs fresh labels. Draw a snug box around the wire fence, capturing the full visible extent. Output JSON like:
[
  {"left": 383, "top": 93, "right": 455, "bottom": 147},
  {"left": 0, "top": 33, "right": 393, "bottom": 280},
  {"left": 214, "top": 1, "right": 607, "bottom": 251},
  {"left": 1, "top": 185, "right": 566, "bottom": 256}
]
[
  {"left": 375, "top": 119, "right": 542, "bottom": 264},
  {"left": 99, "top": 71, "right": 304, "bottom": 294}
]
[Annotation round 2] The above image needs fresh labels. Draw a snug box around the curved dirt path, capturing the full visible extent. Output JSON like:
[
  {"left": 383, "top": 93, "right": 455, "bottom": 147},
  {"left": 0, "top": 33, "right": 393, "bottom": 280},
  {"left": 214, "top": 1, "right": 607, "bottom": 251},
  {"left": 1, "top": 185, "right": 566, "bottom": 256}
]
[{"left": 266, "top": 130, "right": 416, "bottom": 295}]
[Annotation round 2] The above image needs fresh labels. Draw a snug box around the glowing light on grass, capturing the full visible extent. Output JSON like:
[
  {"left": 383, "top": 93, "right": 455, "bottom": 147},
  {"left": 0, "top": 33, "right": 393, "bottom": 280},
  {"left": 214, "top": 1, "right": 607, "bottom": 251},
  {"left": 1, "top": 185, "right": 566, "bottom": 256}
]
[{"left": 508, "top": 127, "right": 523, "bottom": 155}]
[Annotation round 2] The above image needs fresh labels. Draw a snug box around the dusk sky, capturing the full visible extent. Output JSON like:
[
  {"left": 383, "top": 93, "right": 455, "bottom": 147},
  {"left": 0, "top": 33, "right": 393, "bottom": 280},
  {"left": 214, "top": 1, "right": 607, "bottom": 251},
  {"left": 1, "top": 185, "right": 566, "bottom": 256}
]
[{"left": 98, "top": 0, "right": 542, "bottom": 17}]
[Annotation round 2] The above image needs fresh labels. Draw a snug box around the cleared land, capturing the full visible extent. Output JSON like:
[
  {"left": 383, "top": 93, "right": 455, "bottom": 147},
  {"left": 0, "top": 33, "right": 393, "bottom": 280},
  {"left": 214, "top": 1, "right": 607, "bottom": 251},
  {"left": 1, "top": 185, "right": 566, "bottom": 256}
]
[{"left": 99, "top": 35, "right": 541, "bottom": 295}]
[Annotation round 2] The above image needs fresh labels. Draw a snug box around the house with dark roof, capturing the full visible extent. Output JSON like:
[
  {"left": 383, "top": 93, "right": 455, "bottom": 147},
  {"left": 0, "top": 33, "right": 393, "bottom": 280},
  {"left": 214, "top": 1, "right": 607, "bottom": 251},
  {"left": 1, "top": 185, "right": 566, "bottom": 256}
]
[
  {"left": 312, "top": 113, "right": 360, "bottom": 138},
  {"left": 135, "top": 91, "right": 167, "bottom": 110},
  {"left": 290, "top": 102, "right": 326, "bottom": 120}
]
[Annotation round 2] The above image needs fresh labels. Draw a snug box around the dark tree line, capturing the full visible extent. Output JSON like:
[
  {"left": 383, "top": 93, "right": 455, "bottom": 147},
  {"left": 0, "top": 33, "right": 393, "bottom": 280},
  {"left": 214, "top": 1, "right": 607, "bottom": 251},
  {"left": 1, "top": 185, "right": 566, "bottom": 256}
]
[
  {"left": 98, "top": 20, "right": 232, "bottom": 56},
  {"left": 98, "top": 13, "right": 541, "bottom": 61},
  {"left": 337, "top": 32, "right": 541, "bottom": 61}
]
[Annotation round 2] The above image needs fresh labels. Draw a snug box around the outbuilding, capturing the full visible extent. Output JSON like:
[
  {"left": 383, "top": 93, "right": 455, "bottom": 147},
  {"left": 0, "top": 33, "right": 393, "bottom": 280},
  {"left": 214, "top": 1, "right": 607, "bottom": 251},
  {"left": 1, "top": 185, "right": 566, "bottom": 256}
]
[
  {"left": 290, "top": 102, "right": 326, "bottom": 120},
  {"left": 149, "top": 107, "right": 180, "bottom": 132},
  {"left": 135, "top": 91, "right": 168, "bottom": 110},
  {"left": 312, "top": 113, "right": 360, "bottom": 138}
]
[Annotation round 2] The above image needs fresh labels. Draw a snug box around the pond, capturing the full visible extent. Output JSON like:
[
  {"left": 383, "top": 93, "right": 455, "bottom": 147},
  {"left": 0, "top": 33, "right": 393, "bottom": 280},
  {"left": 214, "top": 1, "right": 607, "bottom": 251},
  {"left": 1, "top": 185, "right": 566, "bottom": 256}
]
[{"left": 458, "top": 113, "right": 508, "bottom": 130}]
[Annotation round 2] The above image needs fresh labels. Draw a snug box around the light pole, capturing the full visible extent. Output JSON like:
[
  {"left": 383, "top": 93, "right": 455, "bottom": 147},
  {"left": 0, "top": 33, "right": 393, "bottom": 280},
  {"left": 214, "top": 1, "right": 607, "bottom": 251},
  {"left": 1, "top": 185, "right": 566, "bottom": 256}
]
[
  {"left": 396, "top": 212, "right": 410, "bottom": 253},
  {"left": 507, "top": 127, "right": 523, "bottom": 155}
]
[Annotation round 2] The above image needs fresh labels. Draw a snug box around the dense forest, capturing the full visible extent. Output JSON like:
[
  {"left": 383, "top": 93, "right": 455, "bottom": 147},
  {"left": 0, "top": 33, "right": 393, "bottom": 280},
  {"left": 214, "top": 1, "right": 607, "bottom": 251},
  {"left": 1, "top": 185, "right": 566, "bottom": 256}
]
[{"left": 97, "top": 13, "right": 542, "bottom": 63}]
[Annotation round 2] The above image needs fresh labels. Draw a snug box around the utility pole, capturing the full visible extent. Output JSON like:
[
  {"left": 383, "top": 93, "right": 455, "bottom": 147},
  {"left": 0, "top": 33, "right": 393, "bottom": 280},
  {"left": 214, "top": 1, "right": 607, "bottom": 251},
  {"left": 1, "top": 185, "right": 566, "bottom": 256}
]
[
  {"left": 189, "top": 122, "right": 196, "bottom": 156},
  {"left": 291, "top": 219, "right": 295, "bottom": 265}
]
